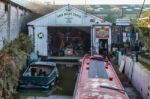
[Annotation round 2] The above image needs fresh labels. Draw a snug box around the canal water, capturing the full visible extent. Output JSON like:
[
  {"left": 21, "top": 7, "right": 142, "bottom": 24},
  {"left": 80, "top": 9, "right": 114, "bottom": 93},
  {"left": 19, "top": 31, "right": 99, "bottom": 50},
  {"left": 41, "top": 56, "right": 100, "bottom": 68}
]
[{"left": 15, "top": 64, "right": 79, "bottom": 99}]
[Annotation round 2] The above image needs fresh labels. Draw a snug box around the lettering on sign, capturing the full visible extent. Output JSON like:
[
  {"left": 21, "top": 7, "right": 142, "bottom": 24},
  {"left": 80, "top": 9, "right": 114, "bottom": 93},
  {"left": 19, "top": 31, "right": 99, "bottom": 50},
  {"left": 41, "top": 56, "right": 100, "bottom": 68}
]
[
  {"left": 56, "top": 11, "right": 82, "bottom": 24},
  {"left": 57, "top": 12, "right": 81, "bottom": 18}
]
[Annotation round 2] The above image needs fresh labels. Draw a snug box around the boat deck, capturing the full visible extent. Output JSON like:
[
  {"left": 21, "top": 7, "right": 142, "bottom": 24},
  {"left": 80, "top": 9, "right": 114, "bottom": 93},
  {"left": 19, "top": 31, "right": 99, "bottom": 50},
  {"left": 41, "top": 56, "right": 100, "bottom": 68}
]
[
  {"left": 89, "top": 60, "right": 108, "bottom": 78},
  {"left": 73, "top": 55, "right": 129, "bottom": 99}
]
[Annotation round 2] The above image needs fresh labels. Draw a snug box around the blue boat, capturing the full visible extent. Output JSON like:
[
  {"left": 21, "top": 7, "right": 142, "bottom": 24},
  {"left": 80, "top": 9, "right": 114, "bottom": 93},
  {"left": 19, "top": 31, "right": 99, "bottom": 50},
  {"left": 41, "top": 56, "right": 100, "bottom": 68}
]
[{"left": 19, "top": 61, "right": 59, "bottom": 90}]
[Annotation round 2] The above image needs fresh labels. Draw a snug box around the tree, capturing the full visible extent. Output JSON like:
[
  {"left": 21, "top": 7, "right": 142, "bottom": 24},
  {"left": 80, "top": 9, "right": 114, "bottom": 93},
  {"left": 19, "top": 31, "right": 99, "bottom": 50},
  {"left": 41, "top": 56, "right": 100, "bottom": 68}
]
[
  {"left": 104, "top": 7, "right": 121, "bottom": 23},
  {"left": 137, "top": 11, "right": 150, "bottom": 52}
]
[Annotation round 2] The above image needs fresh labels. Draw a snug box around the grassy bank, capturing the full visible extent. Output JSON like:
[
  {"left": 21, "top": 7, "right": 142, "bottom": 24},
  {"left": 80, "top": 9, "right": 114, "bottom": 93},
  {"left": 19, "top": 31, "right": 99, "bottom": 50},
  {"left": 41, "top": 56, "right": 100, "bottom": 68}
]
[
  {"left": 139, "top": 61, "right": 150, "bottom": 70},
  {"left": 0, "top": 34, "right": 32, "bottom": 99},
  {"left": 139, "top": 52, "right": 150, "bottom": 60}
]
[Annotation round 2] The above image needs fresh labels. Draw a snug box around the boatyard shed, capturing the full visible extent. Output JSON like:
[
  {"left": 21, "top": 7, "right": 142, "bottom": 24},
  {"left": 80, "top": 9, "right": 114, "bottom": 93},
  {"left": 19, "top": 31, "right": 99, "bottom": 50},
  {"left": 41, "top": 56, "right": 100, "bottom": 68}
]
[{"left": 28, "top": 5, "right": 111, "bottom": 56}]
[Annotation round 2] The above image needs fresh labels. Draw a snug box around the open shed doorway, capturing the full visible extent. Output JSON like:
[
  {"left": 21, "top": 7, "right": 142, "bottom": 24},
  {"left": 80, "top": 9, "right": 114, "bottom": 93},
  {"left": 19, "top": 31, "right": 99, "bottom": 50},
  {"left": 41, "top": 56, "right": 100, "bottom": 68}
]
[{"left": 48, "top": 27, "right": 91, "bottom": 56}]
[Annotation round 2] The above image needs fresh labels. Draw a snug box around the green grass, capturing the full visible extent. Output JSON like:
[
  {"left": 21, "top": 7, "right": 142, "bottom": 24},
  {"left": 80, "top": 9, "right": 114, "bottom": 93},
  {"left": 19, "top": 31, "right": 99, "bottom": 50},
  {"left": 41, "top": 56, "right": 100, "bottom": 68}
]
[
  {"left": 139, "top": 52, "right": 150, "bottom": 59},
  {"left": 139, "top": 61, "right": 150, "bottom": 70},
  {"left": 138, "top": 52, "right": 150, "bottom": 70}
]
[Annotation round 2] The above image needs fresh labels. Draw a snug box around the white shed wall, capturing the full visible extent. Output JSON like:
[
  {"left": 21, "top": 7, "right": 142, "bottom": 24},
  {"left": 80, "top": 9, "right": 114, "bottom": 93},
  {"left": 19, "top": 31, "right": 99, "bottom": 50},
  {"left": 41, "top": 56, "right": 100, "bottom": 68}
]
[
  {"left": 34, "top": 26, "right": 48, "bottom": 56},
  {"left": 82, "top": 14, "right": 102, "bottom": 25}
]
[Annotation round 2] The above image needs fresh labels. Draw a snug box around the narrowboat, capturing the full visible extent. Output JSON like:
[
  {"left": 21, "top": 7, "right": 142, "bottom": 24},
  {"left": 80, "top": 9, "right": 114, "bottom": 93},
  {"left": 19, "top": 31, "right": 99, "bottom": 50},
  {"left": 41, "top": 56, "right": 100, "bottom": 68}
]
[
  {"left": 73, "top": 54, "right": 129, "bottom": 99},
  {"left": 19, "top": 61, "right": 59, "bottom": 90}
]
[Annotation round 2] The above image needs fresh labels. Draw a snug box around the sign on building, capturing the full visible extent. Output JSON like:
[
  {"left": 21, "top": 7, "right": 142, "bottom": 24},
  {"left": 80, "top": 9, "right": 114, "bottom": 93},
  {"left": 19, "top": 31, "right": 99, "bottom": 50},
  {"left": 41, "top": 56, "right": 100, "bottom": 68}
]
[
  {"left": 95, "top": 26, "right": 109, "bottom": 38},
  {"left": 116, "top": 19, "right": 130, "bottom": 26},
  {"left": 56, "top": 8, "right": 82, "bottom": 25}
]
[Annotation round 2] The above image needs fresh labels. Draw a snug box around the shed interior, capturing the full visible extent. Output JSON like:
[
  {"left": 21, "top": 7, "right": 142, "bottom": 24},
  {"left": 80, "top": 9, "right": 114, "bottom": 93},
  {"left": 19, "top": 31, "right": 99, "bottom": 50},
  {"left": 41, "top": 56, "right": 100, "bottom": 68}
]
[{"left": 48, "top": 27, "right": 91, "bottom": 56}]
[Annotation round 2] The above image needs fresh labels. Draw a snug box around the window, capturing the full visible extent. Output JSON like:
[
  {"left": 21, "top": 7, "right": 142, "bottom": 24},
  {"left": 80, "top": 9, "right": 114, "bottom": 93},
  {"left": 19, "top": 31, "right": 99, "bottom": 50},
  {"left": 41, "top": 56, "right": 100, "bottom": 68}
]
[{"left": 5, "top": 4, "right": 8, "bottom": 12}]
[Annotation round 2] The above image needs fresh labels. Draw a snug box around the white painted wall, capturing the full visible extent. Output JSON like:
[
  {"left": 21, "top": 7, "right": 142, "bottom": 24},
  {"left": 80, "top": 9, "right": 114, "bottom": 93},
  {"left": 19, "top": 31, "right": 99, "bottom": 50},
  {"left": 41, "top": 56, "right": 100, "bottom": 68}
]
[
  {"left": 0, "top": 1, "right": 32, "bottom": 50},
  {"left": 34, "top": 26, "right": 48, "bottom": 56}
]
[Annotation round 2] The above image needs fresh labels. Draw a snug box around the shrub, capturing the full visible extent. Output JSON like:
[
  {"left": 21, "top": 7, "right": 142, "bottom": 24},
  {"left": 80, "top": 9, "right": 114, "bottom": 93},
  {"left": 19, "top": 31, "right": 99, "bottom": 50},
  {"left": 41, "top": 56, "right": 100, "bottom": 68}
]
[{"left": 0, "top": 33, "right": 32, "bottom": 99}]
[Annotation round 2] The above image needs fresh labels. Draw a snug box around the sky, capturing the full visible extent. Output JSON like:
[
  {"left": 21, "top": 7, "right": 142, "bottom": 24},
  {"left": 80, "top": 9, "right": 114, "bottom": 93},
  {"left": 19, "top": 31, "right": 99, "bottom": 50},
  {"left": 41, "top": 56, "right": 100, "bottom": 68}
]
[{"left": 28, "top": 0, "right": 150, "bottom": 5}]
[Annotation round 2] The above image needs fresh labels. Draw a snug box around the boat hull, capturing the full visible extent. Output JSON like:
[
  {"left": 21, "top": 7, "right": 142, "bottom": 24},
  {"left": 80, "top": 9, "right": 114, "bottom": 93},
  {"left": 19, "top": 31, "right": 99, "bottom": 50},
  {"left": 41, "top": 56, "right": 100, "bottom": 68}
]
[{"left": 19, "top": 61, "right": 59, "bottom": 90}]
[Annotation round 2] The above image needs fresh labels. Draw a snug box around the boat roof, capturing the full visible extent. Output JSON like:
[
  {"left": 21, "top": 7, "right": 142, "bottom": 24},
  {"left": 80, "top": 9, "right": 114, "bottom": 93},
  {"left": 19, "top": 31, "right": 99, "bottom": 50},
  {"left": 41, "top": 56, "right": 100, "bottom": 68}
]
[
  {"left": 30, "top": 61, "right": 56, "bottom": 66},
  {"left": 74, "top": 55, "right": 129, "bottom": 99}
]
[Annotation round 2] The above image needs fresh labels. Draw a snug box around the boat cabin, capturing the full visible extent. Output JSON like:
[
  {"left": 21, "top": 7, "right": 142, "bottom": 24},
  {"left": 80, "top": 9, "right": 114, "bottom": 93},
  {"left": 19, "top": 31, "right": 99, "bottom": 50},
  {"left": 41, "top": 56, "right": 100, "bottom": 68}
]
[
  {"left": 23, "top": 62, "right": 56, "bottom": 77},
  {"left": 73, "top": 55, "right": 129, "bottom": 99},
  {"left": 19, "top": 62, "right": 58, "bottom": 89}
]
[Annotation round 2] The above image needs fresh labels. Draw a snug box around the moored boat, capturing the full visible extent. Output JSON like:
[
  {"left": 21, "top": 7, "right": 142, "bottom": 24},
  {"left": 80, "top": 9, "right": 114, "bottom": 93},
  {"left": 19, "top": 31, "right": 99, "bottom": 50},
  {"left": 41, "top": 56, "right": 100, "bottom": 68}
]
[
  {"left": 19, "top": 61, "right": 59, "bottom": 90},
  {"left": 73, "top": 54, "right": 129, "bottom": 99}
]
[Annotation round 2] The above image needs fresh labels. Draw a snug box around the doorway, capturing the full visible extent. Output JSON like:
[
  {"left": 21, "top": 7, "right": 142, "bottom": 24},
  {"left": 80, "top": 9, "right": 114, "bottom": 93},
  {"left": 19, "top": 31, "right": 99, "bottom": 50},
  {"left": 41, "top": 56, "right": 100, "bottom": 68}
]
[{"left": 99, "top": 39, "right": 108, "bottom": 55}]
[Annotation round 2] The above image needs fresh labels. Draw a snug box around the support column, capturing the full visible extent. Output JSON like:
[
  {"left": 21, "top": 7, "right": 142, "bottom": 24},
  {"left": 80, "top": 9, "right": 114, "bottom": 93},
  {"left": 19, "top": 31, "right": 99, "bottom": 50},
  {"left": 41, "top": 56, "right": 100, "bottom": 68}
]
[
  {"left": 90, "top": 25, "right": 93, "bottom": 56},
  {"left": 7, "top": 3, "right": 11, "bottom": 42}
]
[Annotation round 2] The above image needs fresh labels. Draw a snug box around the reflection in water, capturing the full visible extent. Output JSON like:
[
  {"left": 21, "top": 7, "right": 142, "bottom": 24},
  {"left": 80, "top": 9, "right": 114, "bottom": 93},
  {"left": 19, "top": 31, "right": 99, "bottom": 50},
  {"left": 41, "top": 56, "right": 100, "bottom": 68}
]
[{"left": 15, "top": 64, "right": 79, "bottom": 99}]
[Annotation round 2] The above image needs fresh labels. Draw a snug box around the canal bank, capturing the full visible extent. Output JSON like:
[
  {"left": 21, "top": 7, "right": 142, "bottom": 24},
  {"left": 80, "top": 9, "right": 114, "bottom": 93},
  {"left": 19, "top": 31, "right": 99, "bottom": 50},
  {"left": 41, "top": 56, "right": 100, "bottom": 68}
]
[
  {"left": 114, "top": 53, "right": 145, "bottom": 99},
  {"left": 0, "top": 34, "right": 32, "bottom": 99}
]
